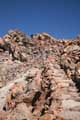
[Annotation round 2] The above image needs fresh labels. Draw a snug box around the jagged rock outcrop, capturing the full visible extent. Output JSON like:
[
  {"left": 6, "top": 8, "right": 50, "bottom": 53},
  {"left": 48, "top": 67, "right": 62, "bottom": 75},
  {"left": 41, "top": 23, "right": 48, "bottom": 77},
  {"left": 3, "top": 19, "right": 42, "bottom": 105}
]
[{"left": 0, "top": 30, "right": 80, "bottom": 120}]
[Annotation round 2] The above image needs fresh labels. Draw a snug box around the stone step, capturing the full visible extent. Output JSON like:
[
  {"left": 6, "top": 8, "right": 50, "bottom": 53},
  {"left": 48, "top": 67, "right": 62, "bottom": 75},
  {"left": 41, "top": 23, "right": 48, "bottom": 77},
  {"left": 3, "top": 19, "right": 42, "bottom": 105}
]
[
  {"left": 69, "top": 92, "right": 79, "bottom": 98},
  {"left": 73, "top": 97, "right": 80, "bottom": 102},
  {"left": 52, "top": 73, "right": 66, "bottom": 77},
  {"left": 68, "top": 88, "right": 78, "bottom": 92},
  {"left": 57, "top": 83, "right": 69, "bottom": 88},
  {"left": 61, "top": 94, "right": 71, "bottom": 100},
  {"left": 69, "top": 106, "right": 80, "bottom": 111},
  {"left": 56, "top": 79, "right": 73, "bottom": 84},
  {"left": 62, "top": 99, "right": 80, "bottom": 109},
  {"left": 59, "top": 110, "right": 80, "bottom": 120}
]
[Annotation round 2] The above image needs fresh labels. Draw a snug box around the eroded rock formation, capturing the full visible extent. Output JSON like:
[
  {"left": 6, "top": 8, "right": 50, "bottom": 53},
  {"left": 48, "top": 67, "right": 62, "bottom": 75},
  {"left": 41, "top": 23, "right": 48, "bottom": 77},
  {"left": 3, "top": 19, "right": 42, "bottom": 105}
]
[{"left": 0, "top": 30, "right": 80, "bottom": 120}]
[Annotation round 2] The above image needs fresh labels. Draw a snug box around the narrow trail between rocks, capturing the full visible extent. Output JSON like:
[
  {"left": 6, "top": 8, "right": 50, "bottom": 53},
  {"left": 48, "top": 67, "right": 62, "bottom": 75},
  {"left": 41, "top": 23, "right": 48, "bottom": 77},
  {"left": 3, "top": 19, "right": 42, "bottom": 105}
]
[
  {"left": 0, "top": 30, "right": 80, "bottom": 120},
  {"left": 0, "top": 61, "right": 80, "bottom": 120},
  {"left": 44, "top": 61, "right": 80, "bottom": 120}
]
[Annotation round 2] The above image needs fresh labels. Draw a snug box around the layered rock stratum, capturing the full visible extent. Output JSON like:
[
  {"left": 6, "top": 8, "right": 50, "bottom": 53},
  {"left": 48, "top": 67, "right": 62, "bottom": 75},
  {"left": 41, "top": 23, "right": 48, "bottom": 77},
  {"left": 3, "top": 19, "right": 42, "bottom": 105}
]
[{"left": 0, "top": 30, "right": 80, "bottom": 120}]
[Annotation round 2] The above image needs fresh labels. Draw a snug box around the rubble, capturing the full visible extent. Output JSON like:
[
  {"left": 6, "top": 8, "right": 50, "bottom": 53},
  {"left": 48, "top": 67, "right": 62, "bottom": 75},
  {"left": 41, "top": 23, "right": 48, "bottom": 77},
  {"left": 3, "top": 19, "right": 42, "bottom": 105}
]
[{"left": 0, "top": 30, "right": 80, "bottom": 120}]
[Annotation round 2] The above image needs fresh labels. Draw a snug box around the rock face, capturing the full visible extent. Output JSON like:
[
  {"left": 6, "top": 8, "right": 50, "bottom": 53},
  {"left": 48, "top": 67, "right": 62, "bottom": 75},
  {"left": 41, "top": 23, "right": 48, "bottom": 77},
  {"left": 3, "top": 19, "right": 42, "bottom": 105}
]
[{"left": 0, "top": 30, "right": 80, "bottom": 120}]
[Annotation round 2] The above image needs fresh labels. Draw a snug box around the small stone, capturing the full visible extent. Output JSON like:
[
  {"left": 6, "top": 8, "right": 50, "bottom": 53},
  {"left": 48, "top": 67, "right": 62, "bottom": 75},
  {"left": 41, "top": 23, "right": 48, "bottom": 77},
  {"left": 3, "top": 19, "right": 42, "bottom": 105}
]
[
  {"left": 0, "top": 82, "right": 4, "bottom": 88},
  {"left": 40, "top": 114, "right": 53, "bottom": 120}
]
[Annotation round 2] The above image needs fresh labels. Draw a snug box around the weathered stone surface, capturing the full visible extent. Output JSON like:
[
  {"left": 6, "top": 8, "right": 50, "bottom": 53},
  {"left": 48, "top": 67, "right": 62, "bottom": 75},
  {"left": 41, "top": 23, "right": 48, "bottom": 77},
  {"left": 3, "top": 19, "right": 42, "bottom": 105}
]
[
  {"left": 39, "top": 114, "right": 53, "bottom": 120},
  {"left": 62, "top": 99, "right": 80, "bottom": 109},
  {"left": 59, "top": 110, "right": 80, "bottom": 120},
  {"left": 6, "top": 103, "right": 34, "bottom": 120},
  {"left": 0, "top": 30, "right": 80, "bottom": 120}
]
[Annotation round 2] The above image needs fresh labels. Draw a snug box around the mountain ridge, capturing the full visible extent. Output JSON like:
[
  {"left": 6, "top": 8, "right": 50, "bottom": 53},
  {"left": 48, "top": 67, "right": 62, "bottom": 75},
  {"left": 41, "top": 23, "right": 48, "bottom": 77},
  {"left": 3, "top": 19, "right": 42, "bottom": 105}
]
[{"left": 0, "top": 29, "right": 80, "bottom": 120}]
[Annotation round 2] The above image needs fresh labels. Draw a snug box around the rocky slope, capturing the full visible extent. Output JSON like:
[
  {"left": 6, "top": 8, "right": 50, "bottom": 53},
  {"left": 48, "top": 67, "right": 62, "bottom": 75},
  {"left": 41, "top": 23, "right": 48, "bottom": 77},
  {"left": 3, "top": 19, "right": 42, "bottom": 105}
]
[{"left": 0, "top": 30, "right": 80, "bottom": 120}]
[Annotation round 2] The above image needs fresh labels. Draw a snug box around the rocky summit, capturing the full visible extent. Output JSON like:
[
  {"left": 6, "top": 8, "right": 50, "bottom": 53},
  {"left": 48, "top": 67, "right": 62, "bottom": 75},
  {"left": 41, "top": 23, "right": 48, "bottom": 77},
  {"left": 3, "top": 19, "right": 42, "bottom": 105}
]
[{"left": 0, "top": 30, "right": 80, "bottom": 120}]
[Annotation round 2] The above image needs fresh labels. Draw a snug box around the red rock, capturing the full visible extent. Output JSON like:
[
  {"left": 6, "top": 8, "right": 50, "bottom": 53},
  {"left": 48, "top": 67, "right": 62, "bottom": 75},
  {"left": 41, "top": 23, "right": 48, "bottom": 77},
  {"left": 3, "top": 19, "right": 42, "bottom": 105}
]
[{"left": 39, "top": 114, "right": 53, "bottom": 120}]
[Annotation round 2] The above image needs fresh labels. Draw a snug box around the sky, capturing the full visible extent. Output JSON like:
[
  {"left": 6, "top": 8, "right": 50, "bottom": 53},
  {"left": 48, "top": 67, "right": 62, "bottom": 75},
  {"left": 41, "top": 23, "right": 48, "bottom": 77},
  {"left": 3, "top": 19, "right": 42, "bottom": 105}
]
[{"left": 0, "top": 0, "right": 80, "bottom": 39}]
